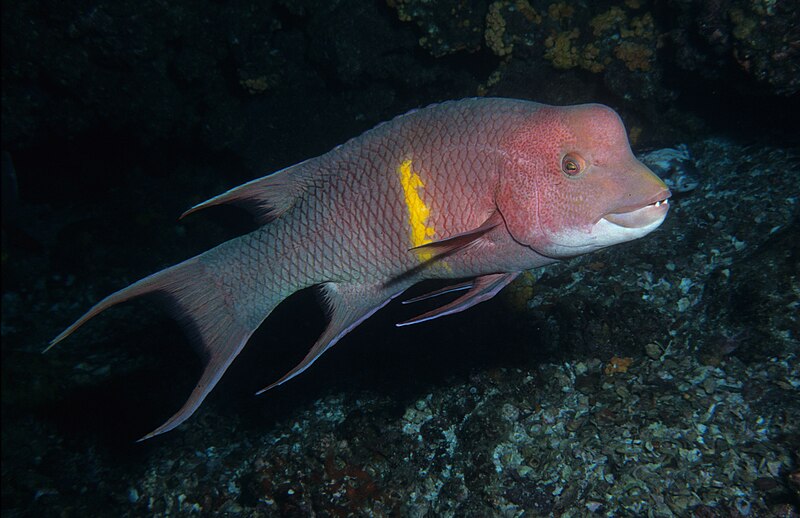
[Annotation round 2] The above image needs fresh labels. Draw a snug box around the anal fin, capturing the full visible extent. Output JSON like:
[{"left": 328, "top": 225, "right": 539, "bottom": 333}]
[
  {"left": 397, "top": 272, "right": 520, "bottom": 327},
  {"left": 256, "top": 283, "right": 403, "bottom": 394}
]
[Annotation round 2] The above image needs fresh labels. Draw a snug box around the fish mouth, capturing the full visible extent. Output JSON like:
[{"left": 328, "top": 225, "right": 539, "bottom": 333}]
[{"left": 602, "top": 190, "right": 671, "bottom": 229}]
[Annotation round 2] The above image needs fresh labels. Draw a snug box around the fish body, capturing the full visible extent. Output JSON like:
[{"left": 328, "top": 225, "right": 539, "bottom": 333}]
[{"left": 49, "top": 98, "right": 670, "bottom": 439}]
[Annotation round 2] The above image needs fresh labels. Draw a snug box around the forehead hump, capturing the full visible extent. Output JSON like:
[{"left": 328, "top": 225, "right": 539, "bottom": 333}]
[
  {"left": 507, "top": 106, "right": 574, "bottom": 152},
  {"left": 505, "top": 104, "right": 630, "bottom": 156},
  {"left": 566, "top": 104, "right": 629, "bottom": 148}
]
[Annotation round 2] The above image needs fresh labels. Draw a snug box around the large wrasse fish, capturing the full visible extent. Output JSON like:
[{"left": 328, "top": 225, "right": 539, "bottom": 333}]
[{"left": 48, "top": 98, "right": 671, "bottom": 439}]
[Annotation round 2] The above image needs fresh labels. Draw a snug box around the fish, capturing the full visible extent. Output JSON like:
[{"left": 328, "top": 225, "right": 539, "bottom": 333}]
[{"left": 47, "top": 98, "right": 671, "bottom": 440}]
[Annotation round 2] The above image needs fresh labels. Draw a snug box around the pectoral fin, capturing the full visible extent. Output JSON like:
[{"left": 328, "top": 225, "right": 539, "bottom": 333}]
[
  {"left": 397, "top": 271, "right": 520, "bottom": 326},
  {"left": 410, "top": 211, "right": 503, "bottom": 258}
]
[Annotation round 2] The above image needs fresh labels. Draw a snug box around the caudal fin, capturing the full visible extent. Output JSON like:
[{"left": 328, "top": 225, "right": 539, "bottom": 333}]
[{"left": 47, "top": 256, "right": 261, "bottom": 440}]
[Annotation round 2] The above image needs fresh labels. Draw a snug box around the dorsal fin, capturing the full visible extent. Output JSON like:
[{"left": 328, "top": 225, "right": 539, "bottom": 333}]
[{"left": 181, "top": 158, "right": 316, "bottom": 224}]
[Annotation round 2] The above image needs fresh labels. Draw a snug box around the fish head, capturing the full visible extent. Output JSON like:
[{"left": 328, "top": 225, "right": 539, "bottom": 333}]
[{"left": 497, "top": 103, "right": 671, "bottom": 259}]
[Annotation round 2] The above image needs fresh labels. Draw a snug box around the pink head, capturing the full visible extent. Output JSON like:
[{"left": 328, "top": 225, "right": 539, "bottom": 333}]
[{"left": 497, "top": 103, "right": 671, "bottom": 259}]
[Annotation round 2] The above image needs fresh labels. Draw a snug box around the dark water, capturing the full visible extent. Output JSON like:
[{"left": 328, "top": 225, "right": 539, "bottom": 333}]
[{"left": 2, "top": 1, "right": 798, "bottom": 516}]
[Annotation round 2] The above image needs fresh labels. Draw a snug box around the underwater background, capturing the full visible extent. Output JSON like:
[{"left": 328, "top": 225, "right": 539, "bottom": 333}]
[{"left": 2, "top": 0, "right": 799, "bottom": 516}]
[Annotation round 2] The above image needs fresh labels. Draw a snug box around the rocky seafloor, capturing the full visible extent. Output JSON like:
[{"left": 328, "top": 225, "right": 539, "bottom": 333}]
[{"left": 2, "top": 135, "right": 798, "bottom": 517}]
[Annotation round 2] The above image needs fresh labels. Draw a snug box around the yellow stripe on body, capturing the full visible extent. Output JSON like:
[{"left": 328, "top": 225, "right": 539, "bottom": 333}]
[{"left": 398, "top": 159, "right": 436, "bottom": 261}]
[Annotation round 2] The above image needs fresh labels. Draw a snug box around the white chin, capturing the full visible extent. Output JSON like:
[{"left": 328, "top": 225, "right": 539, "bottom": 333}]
[{"left": 542, "top": 201, "right": 669, "bottom": 257}]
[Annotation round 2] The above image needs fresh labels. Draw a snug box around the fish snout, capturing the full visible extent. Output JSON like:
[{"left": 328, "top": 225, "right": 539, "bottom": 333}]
[
  {"left": 601, "top": 161, "right": 671, "bottom": 229},
  {"left": 602, "top": 194, "right": 670, "bottom": 228}
]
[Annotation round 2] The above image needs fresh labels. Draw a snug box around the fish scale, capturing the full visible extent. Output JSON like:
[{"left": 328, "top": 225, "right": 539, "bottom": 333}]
[{"left": 48, "top": 98, "right": 670, "bottom": 439}]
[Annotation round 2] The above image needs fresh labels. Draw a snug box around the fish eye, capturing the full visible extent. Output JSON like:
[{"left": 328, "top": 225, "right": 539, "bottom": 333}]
[{"left": 561, "top": 154, "right": 584, "bottom": 176}]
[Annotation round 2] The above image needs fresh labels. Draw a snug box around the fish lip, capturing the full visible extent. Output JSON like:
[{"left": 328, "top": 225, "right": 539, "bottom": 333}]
[{"left": 601, "top": 189, "right": 672, "bottom": 229}]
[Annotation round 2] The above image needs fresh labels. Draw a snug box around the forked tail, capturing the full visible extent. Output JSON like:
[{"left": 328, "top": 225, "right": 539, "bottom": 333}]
[{"left": 47, "top": 256, "right": 266, "bottom": 440}]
